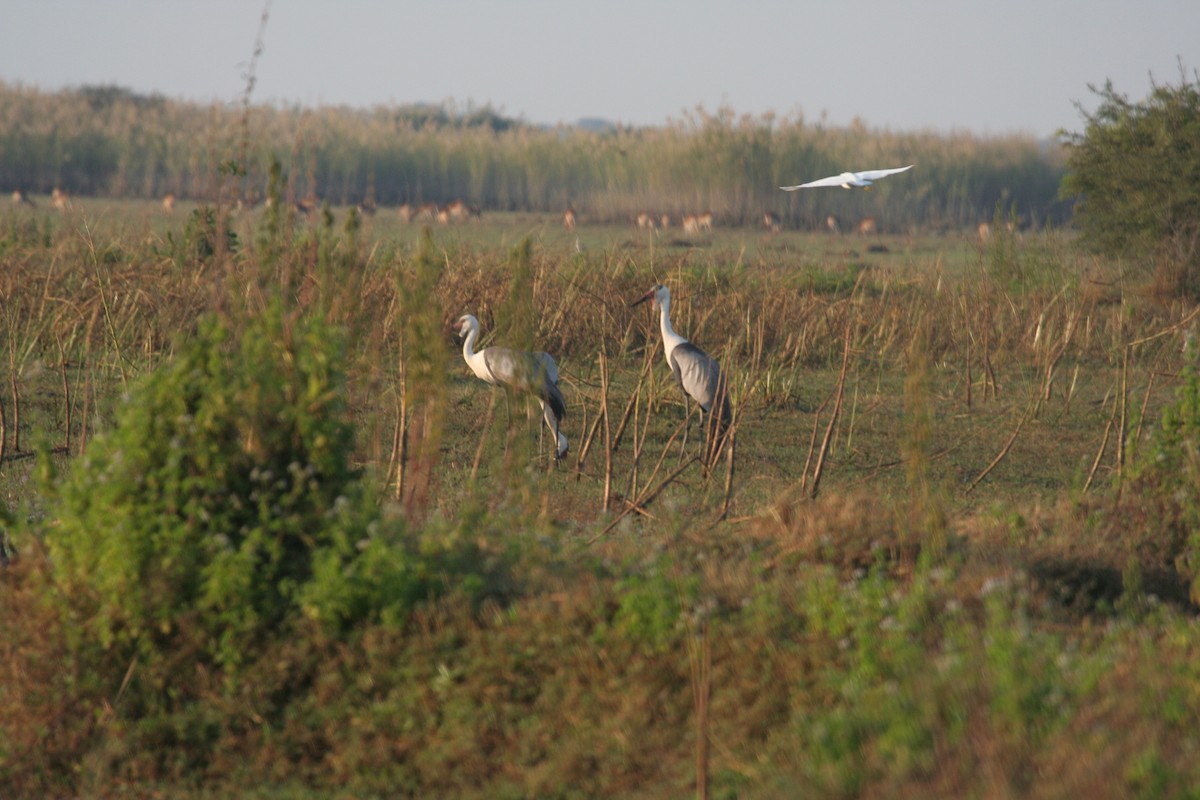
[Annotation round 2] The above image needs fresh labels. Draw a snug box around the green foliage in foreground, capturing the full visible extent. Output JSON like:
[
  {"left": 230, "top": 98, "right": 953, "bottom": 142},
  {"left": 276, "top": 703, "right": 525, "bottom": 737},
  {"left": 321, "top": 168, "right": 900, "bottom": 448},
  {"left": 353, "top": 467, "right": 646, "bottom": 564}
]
[
  {"left": 1, "top": 299, "right": 1199, "bottom": 797},
  {"left": 33, "top": 306, "right": 510, "bottom": 680}
]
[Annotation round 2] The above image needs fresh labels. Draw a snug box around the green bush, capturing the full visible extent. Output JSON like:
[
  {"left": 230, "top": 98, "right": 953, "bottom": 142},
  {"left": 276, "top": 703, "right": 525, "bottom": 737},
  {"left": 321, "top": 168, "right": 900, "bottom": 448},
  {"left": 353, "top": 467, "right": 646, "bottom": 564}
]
[
  {"left": 42, "top": 305, "right": 372, "bottom": 668},
  {"left": 1061, "top": 66, "right": 1200, "bottom": 297},
  {"left": 1126, "top": 358, "right": 1200, "bottom": 599}
]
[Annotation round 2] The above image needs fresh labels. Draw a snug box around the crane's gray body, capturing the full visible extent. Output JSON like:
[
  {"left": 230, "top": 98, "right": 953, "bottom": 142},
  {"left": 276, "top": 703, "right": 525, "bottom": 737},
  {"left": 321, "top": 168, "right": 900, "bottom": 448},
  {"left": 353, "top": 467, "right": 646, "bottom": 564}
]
[
  {"left": 634, "top": 285, "right": 732, "bottom": 440},
  {"left": 479, "top": 347, "right": 566, "bottom": 424},
  {"left": 668, "top": 342, "right": 730, "bottom": 429},
  {"left": 457, "top": 314, "right": 568, "bottom": 460}
]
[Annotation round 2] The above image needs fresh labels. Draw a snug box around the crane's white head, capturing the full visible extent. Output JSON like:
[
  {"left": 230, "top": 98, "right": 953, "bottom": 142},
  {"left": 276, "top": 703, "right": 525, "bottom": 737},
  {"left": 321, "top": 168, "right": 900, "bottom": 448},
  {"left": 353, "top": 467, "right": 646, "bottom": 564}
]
[
  {"left": 455, "top": 314, "right": 479, "bottom": 339},
  {"left": 631, "top": 284, "right": 669, "bottom": 310}
]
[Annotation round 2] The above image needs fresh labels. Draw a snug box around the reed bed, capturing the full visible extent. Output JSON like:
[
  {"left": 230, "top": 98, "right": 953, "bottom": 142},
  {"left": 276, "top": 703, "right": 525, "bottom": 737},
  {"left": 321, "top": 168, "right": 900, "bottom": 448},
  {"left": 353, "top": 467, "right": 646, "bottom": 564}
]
[{"left": 1, "top": 82, "right": 1067, "bottom": 232}]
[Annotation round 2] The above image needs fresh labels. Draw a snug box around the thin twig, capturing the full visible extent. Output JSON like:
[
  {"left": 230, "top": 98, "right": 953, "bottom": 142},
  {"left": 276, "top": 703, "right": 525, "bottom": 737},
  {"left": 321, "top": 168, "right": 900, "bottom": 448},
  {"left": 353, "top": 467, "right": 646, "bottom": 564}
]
[{"left": 964, "top": 401, "right": 1036, "bottom": 495}]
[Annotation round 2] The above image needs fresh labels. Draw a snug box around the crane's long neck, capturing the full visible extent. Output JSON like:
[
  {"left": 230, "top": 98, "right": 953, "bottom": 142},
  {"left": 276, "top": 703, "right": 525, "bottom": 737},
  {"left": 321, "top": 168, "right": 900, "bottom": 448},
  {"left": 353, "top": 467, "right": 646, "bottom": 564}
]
[
  {"left": 461, "top": 325, "right": 478, "bottom": 360},
  {"left": 657, "top": 296, "right": 688, "bottom": 360},
  {"left": 461, "top": 325, "right": 491, "bottom": 381}
]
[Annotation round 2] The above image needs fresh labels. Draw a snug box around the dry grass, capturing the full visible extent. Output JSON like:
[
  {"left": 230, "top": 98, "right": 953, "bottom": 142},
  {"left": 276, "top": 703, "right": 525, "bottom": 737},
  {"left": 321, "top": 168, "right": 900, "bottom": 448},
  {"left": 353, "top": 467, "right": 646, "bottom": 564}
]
[{"left": 3, "top": 200, "right": 1200, "bottom": 797}]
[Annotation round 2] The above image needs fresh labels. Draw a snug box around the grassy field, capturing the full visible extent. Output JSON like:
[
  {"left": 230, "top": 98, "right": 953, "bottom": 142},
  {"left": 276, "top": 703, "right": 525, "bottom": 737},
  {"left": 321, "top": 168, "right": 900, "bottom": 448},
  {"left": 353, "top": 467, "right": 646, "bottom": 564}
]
[{"left": 3, "top": 196, "right": 1200, "bottom": 798}]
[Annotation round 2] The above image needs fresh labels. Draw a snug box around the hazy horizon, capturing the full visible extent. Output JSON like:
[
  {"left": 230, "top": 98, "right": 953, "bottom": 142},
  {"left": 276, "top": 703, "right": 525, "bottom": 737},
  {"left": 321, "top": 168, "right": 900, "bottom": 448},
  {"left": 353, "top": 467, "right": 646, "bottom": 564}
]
[{"left": 2, "top": 1, "right": 1197, "bottom": 139}]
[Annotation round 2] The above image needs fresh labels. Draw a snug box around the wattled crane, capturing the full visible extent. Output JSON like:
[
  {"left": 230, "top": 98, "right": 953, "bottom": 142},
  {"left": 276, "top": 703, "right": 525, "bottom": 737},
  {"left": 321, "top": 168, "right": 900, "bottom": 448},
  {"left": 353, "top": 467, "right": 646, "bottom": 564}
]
[
  {"left": 632, "top": 284, "right": 731, "bottom": 460},
  {"left": 455, "top": 313, "right": 568, "bottom": 461}
]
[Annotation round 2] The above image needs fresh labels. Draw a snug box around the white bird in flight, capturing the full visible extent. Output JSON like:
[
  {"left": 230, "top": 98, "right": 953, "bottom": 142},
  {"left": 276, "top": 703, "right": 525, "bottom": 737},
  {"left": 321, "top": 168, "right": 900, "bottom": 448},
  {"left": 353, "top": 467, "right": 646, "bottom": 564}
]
[{"left": 780, "top": 165, "right": 914, "bottom": 191}]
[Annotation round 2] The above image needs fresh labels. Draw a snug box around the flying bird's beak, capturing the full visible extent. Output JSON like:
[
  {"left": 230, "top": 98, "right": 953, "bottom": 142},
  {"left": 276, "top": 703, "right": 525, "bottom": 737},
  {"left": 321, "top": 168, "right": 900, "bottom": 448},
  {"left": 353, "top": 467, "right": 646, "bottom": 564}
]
[{"left": 631, "top": 287, "right": 657, "bottom": 307}]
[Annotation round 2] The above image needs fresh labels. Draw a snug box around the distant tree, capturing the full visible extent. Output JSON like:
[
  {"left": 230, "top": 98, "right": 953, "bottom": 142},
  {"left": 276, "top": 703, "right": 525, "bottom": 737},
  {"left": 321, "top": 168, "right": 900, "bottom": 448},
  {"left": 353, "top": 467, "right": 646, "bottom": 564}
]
[{"left": 1060, "top": 64, "right": 1200, "bottom": 296}]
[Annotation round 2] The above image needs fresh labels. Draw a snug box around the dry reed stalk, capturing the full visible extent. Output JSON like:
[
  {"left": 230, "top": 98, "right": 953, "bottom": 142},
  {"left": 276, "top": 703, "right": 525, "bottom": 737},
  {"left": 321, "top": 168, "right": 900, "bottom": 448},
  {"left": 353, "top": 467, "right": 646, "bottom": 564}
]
[
  {"left": 388, "top": 346, "right": 407, "bottom": 500},
  {"left": 800, "top": 392, "right": 827, "bottom": 495},
  {"left": 1130, "top": 369, "right": 1157, "bottom": 463},
  {"left": 610, "top": 350, "right": 654, "bottom": 452},
  {"left": 78, "top": 369, "right": 91, "bottom": 457},
  {"left": 631, "top": 359, "right": 669, "bottom": 498},
  {"left": 1039, "top": 344, "right": 1066, "bottom": 407},
  {"left": 966, "top": 335, "right": 973, "bottom": 410},
  {"left": 1117, "top": 347, "right": 1128, "bottom": 488},
  {"left": 718, "top": 425, "right": 736, "bottom": 521},
  {"left": 978, "top": 271, "right": 998, "bottom": 401},
  {"left": 689, "top": 619, "right": 712, "bottom": 800},
  {"left": 600, "top": 351, "right": 613, "bottom": 513},
  {"left": 964, "top": 401, "right": 1035, "bottom": 495},
  {"left": 470, "top": 390, "right": 499, "bottom": 483},
  {"left": 1125, "top": 303, "right": 1200, "bottom": 348},
  {"left": 57, "top": 338, "right": 71, "bottom": 454},
  {"left": 589, "top": 452, "right": 698, "bottom": 543},
  {"left": 1083, "top": 411, "right": 1115, "bottom": 494},
  {"left": 576, "top": 411, "right": 604, "bottom": 475},
  {"left": 7, "top": 358, "right": 20, "bottom": 455},
  {"left": 809, "top": 321, "right": 853, "bottom": 499}
]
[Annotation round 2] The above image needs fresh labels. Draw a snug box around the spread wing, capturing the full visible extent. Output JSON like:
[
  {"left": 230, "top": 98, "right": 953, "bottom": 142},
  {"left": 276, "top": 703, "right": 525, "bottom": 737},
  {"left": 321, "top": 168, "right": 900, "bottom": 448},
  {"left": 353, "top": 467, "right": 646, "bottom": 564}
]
[
  {"left": 780, "top": 173, "right": 849, "bottom": 191},
  {"left": 855, "top": 165, "right": 914, "bottom": 181}
]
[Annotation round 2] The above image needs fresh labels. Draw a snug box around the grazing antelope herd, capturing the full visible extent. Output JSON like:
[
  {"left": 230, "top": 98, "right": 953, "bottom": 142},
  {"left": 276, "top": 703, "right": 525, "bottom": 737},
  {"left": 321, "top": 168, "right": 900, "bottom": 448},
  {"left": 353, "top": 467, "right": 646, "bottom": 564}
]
[
  {"left": 5, "top": 162, "right": 1020, "bottom": 246},
  {"left": 397, "top": 199, "right": 481, "bottom": 224},
  {"left": 637, "top": 210, "right": 715, "bottom": 234}
]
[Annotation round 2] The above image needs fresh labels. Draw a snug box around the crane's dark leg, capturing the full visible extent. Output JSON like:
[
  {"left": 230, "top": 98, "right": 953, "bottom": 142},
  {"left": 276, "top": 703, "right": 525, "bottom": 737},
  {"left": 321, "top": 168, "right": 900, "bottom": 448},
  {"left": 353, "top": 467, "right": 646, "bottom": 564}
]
[
  {"left": 537, "top": 398, "right": 562, "bottom": 467},
  {"left": 679, "top": 404, "right": 693, "bottom": 463}
]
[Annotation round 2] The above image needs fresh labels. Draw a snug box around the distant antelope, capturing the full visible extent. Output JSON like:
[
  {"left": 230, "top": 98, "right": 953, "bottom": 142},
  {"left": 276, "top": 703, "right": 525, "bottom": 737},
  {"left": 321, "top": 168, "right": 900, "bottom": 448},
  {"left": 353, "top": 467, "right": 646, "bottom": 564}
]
[
  {"left": 763, "top": 211, "right": 781, "bottom": 233},
  {"left": 397, "top": 203, "right": 415, "bottom": 223},
  {"left": 977, "top": 221, "right": 990, "bottom": 242},
  {"left": 50, "top": 188, "right": 71, "bottom": 211},
  {"left": 11, "top": 190, "right": 36, "bottom": 208},
  {"left": 660, "top": 214, "right": 671, "bottom": 229},
  {"left": 563, "top": 207, "right": 576, "bottom": 231},
  {"left": 682, "top": 213, "right": 700, "bottom": 234},
  {"left": 825, "top": 214, "right": 840, "bottom": 234},
  {"left": 446, "top": 199, "right": 470, "bottom": 223},
  {"left": 857, "top": 216, "right": 877, "bottom": 235},
  {"left": 437, "top": 206, "right": 452, "bottom": 225},
  {"left": 162, "top": 193, "right": 176, "bottom": 213},
  {"left": 636, "top": 211, "right": 657, "bottom": 231},
  {"left": 415, "top": 203, "right": 438, "bottom": 223},
  {"left": 697, "top": 211, "right": 714, "bottom": 233}
]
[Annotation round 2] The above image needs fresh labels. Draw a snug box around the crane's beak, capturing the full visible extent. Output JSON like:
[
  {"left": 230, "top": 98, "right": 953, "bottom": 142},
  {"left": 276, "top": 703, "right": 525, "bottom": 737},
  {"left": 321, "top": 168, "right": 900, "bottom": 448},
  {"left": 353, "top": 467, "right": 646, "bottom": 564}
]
[{"left": 630, "top": 287, "right": 656, "bottom": 307}]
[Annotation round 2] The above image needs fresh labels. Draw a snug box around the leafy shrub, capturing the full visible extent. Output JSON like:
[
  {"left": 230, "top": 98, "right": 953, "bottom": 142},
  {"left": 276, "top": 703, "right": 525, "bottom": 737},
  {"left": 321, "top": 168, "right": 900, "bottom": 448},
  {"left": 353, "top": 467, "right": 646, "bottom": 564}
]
[
  {"left": 1124, "top": 358, "right": 1200, "bottom": 599},
  {"left": 42, "top": 304, "right": 372, "bottom": 668},
  {"left": 1061, "top": 67, "right": 1200, "bottom": 298}
]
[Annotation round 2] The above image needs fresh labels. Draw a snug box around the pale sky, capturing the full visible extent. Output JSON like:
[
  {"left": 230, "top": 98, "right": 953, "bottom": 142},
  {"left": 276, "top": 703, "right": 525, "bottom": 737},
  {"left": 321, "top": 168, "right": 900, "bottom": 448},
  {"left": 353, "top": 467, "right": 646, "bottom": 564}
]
[{"left": 1, "top": 1, "right": 1196, "bottom": 138}]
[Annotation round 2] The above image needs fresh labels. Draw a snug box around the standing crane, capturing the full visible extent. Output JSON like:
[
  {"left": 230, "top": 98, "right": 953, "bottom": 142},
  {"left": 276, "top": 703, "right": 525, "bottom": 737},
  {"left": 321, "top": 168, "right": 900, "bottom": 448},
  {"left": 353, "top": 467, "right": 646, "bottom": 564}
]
[
  {"left": 455, "top": 314, "right": 569, "bottom": 461},
  {"left": 632, "top": 284, "right": 732, "bottom": 460}
]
